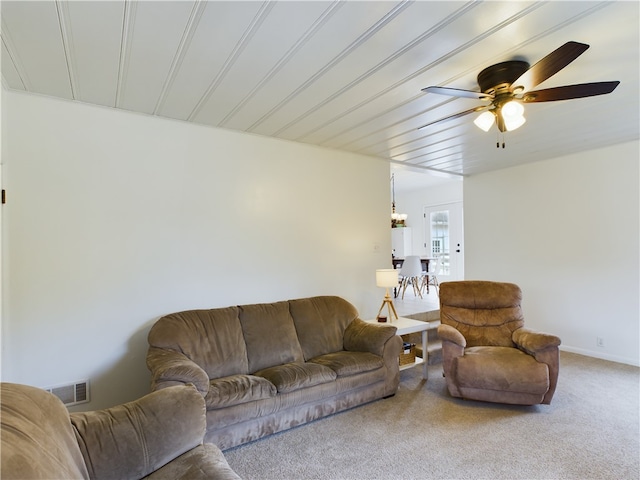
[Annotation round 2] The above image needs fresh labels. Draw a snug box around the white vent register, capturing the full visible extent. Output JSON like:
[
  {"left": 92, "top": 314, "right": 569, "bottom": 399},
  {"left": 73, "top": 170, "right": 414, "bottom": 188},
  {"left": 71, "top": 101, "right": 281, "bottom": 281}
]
[{"left": 44, "top": 380, "right": 89, "bottom": 407}]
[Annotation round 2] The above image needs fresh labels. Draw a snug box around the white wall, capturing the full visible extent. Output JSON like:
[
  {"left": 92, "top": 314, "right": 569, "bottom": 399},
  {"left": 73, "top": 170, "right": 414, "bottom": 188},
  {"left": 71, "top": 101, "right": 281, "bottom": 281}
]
[
  {"left": 464, "top": 141, "right": 639, "bottom": 366},
  {"left": 395, "top": 179, "right": 463, "bottom": 255},
  {"left": 1, "top": 91, "right": 392, "bottom": 409}
]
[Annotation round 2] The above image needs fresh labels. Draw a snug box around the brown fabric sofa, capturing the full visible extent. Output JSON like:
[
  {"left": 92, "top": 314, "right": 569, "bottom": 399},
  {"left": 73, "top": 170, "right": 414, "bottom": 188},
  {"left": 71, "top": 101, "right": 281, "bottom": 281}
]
[
  {"left": 0, "top": 382, "right": 240, "bottom": 480},
  {"left": 147, "top": 295, "right": 402, "bottom": 450},
  {"left": 438, "top": 281, "right": 561, "bottom": 405}
]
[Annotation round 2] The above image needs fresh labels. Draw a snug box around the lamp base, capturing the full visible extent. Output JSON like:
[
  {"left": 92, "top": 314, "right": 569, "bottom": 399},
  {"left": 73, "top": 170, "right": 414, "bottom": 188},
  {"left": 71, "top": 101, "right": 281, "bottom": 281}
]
[{"left": 376, "top": 291, "right": 399, "bottom": 321}]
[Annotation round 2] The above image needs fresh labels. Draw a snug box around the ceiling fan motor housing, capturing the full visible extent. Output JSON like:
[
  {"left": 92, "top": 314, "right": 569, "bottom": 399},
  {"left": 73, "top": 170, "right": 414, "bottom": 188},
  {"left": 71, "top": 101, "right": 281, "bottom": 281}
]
[{"left": 477, "top": 60, "right": 530, "bottom": 95}]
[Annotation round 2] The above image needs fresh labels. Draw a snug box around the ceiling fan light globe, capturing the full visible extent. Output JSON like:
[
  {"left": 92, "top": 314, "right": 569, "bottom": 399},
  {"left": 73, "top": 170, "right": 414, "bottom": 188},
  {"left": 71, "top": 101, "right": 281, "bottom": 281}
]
[
  {"left": 474, "top": 111, "right": 495, "bottom": 132},
  {"left": 504, "top": 114, "right": 526, "bottom": 131},
  {"left": 502, "top": 100, "right": 524, "bottom": 119}
]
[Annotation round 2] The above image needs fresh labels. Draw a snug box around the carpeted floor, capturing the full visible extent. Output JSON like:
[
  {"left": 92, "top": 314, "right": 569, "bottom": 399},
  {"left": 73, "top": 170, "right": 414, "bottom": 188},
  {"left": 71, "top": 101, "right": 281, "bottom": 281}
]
[{"left": 223, "top": 351, "right": 639, "bottom": 480}]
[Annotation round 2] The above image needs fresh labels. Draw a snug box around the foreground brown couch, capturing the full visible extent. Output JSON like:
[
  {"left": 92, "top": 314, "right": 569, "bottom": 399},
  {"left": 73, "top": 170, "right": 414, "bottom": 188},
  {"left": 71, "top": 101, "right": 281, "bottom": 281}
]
[
  {"left": 147, "top": 295, "right": 402, "bottom": 450},
  {"left": 1, "top": 382, "right": 240, "bottom": 480},
  {"left": 438, "top": 281, "right": 561, "bottom": 405}
]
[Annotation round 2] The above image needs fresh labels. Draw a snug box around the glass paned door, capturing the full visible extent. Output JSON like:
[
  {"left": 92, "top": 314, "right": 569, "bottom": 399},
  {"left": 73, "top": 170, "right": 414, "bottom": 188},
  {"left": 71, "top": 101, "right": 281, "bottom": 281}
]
[
  {"left": 430, "top": 210, "right": 450, "bottom": 275},
  {"left": 423, "top": 202, "right": 463, "bottom": 281}
]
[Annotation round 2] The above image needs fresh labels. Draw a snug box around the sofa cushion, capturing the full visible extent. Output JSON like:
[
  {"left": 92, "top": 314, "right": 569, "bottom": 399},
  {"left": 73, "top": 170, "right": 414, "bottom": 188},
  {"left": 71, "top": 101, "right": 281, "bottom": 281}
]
[
  {"left": 239, "top": 301, "right": 304, "bottom": 373},
  {"left": 310, "top": 351, "right": 384, "bottom": 377},
  {"left": 254, "top": 363, "right": 337, "bottom": 393},
  {"left": 455, "top": 346, "right": 549, "bottom": 394},
  {"left": 289, "top": 296, "right": 359, "bottom": 360},
  {"left": 148, "top": 307, "right": 249, "bottom": 379},
  {"left": 206, "top": 375, "right": 277, "bottom": 410}
]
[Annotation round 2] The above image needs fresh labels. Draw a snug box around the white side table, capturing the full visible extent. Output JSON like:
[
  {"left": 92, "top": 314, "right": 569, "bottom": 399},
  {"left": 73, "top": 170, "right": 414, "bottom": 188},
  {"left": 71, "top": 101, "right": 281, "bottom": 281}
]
[{"left": 365, "top": 317, "right": 431, "bottom": 380}]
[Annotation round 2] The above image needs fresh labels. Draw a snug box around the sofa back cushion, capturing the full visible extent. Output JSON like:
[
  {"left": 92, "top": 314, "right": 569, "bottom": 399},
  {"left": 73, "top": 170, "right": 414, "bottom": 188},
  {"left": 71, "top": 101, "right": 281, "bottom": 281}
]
[
  {"left": 439, "top": 281, "right": 524, "bottom": 347},
  {"left": 148, "top": 307, "right": 249, "bottom": 378},
  {"left": 289, "top": 296, "right": 359, "bottom": 360},
  {"left": 239, "top": 301, "right": 304, "bottom": 373},
  {"left": 1, "top": 382, "right": 89, "bottom": 479}
]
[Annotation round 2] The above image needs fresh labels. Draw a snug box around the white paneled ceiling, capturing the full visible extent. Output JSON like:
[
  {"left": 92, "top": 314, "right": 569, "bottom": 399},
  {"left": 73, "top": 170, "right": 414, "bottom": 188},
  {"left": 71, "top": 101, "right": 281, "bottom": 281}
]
[{"left": 2, "top": 1, "right": 638, "bottom": 189}]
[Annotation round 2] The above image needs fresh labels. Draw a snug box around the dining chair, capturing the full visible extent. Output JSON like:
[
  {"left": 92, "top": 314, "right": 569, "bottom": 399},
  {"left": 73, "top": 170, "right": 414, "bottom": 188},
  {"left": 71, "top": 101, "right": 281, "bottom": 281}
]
[
  {"left": 397, "top": 255, "right": 423, "bottom": 299},
  {"left": 421, "top": 254, "right": 441, "bottom": 295}
]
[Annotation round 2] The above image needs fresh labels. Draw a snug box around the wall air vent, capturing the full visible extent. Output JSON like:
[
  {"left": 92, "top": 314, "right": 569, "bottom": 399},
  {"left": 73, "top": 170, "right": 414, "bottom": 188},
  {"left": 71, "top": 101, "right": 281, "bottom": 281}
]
[{"left": 44, "top": 380, "right": 89, "bottom": 407}]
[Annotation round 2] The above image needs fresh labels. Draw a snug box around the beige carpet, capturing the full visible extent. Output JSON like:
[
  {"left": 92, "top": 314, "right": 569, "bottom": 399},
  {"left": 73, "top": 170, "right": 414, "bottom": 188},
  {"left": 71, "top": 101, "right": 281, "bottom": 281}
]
[{"left": 223, "top": 352, "right": 639, "bottom": 480}]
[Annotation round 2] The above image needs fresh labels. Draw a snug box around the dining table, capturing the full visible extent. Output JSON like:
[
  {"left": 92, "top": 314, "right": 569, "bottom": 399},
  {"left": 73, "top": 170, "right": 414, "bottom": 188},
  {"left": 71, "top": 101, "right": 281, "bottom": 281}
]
[{"left": 391, "top": 256, "right": 432, "bottom": 271}]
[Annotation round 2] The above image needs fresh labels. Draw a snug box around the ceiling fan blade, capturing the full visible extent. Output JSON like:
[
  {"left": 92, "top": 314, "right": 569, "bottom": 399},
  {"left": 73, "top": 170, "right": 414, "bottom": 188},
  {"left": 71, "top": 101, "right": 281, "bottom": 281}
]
[
  {"left": 513, "top": 41, "right": 590, "bottom": 92},
  {"left": 422, "top": 86, "right": 492, "bottom": 100},
  {"left": 418, "top": 105, "right": 490, "bottom": 130},
  {"left": 522, "top": 81, "right": 620, "bottom": 102}
]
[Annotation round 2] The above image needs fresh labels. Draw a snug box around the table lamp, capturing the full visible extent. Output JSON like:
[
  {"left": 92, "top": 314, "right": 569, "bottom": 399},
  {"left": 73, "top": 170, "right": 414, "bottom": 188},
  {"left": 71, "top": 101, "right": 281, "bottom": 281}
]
[{"left": 376, "top": 269, "right": 399, "bottom": 321}]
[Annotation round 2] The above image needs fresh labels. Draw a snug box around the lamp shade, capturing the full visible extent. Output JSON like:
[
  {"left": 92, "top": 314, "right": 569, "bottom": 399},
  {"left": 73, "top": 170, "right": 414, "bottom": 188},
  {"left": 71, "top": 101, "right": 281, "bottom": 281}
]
[
  {"left": 474, "top": 111, "right": 495, "bottom": 132},
  {"left": 376, "top": 269, "right": 399, "bottom": 288},
  {"left": 502, "top": 100, "right": 526, "bottom": 131},
  {"left": 504, "top": 114, "right": 526, "bottom": 131}
]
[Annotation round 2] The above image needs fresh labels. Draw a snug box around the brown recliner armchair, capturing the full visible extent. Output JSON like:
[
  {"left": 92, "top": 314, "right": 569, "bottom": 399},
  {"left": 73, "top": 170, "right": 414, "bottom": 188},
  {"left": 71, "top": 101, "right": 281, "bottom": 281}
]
[{"left": 438, "top": 281, "right": 561, "bottom": 405}]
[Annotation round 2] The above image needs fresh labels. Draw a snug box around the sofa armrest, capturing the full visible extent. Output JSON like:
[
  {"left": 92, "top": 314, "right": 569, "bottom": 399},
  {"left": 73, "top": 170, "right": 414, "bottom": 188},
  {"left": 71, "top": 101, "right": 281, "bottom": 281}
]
[
  {"left": 512, "top": 328, "right": 561, "bottom": 355},
  {"left": 147, "top": 347, "right": 210, "bottom": 395},
  {"left": 70, "top": 385, "right": 207, "bottom": 480},
  {"left": 343, "top": 318, "right": 397, "bottom": 356},
  {"left": 437, "top": 324, "right": 466, "bottom": 348}
]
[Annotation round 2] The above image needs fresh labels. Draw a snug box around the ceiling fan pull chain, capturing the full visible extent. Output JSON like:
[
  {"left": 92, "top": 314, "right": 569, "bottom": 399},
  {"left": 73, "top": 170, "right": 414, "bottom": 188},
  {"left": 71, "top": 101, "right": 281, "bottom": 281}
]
[{"left": 497, "top": 131, "right": 505, "bottom": 148}]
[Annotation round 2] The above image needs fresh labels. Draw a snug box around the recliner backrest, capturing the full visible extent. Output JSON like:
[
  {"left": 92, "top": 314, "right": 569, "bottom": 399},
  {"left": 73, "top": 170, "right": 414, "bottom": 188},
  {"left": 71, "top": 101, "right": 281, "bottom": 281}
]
[{"left": 439, "top": 281, "right": 525, "bottom": 347}]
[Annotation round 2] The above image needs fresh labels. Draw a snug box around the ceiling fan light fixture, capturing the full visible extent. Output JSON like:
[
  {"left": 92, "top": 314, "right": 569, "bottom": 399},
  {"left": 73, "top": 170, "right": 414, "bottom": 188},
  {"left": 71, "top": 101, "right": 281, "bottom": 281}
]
[
  {"left": 502, "top": 100, "right": 524, "bottom": 119},
  {"left": 501, "top": 100, "right": 526, "bottom": 131},
  {"left": 504, "top": 113, "right": 526, "bottom": 131},
  {"left": 474, "top": 111, "right": 495, "bottom": 131}
]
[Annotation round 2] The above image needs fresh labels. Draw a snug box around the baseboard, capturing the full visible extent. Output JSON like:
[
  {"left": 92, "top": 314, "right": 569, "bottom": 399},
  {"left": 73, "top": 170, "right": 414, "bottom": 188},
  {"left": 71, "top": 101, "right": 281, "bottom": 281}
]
[{"left": 560, "top": 345, "right": 639, "bottom": 367}]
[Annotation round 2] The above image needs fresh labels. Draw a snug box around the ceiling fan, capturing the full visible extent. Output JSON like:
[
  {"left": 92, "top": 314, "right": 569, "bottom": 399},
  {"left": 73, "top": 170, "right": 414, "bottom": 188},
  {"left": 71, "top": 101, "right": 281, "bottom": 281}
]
[{"left": 418, "top": 41, "right": 620, "bottom": 137}]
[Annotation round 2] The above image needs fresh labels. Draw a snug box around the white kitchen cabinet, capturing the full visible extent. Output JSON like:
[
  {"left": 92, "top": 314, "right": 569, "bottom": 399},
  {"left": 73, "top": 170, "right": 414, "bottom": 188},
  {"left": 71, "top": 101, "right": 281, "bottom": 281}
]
[{"left": 391, "top": 227, "right": 412, "bottom": 257}]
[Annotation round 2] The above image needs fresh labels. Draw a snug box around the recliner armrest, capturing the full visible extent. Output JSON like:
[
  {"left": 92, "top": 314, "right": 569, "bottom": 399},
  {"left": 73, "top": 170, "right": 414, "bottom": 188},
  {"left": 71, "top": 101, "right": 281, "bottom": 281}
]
[
  {"left": 343, "top": 318, "right": 397, "bottom": 356},
  {"left": 513, "top": 328, "right": 561, "bottom": 355},
  {"left": 437, "top": 324, "right": 466, "bottom": 348},
  {"left": 70, "top": 385, "right": 208, "bottom": 480},
  {"left": 147, "top": 347, "right": 210, "bottom": 395}
]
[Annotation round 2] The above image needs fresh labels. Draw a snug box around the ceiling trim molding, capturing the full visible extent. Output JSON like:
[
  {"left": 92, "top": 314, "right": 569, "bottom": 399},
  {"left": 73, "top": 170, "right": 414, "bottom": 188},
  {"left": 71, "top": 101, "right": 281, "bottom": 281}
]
[
  {"left": 288, "top": 1, "right": 482, "bottom": 142},
  {"left": 153, "top": 0, "right": 207, "bottom": 116},
  {"left": 218, "top": 0, "right": 345, "bottom": 128},
  {"left": 0, "top": 20, "right": 29, "bottom": 90},
  {"left": 115, "top": 0, "right": 137, "bottom": 108},
  {"left": 187, "top": 1, "right": 275, "bottom": 122},
  {"left": 55, "top": 0, "right": 78, "bottom": 100},
  {"left": 248, "top": 0, "right": 413, "bottom": 134}
]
